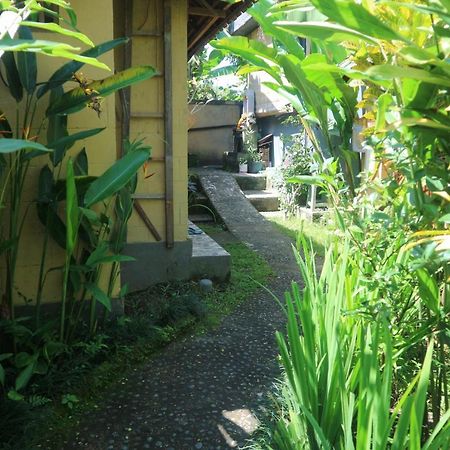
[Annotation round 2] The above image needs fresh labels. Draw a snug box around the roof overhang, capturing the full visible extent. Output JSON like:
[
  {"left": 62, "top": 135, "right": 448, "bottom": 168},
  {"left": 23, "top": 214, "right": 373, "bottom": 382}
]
[{"left": 187, "top": 0, "right": 255, "bottom": 58}]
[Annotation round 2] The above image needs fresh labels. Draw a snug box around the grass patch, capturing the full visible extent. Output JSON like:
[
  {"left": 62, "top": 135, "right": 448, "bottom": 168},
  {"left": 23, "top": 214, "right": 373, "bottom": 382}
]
[
  {"left": 266, "top": 215, "right": 335, "bottom": 255},
  {"left": 2, "top": 231, "right": 272, "bottom": 450}
]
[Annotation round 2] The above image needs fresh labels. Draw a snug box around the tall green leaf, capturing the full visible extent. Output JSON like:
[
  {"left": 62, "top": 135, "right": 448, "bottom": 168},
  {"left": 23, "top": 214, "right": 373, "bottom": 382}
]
[
  {"left": 49, "top": 128, "right": 104, "bottom": 167},
  {"left": 84, "top": 148, "right": 150, "bottom": 207},
  {"left": 37, "top": 37, "right": 127, "bottom": 98},
  {"left": 17, "top": 27, "right": 37, "bottom": 94},
  {"left": 309, "top": 0, "right": 405, "bottom": 41},
  {"left": 47, "top": 87, "right": 68, "bottom": 155},
  {"left": 0, "top": 139, "right": 51, "bottom": 154},
  {"left": 1, "top": 52, "right": 23, "bottom": 102},
  {"left": 86, "top": 283, "right": 111, "bottom": 312},
  {"left": 21, "top": 21, "right": 95, "bottom": 47},
  {"left": 65, "top": 159, "right": 79, "bottom": 255},
  {"left": 274, "top": 20, "right": 379, "bottom": 44},
  {"left": 74, "top": 148, "right": 88, "bottom": 176},
  {"left": 46, "top": 66, "right": 158, "bottom": 116}
]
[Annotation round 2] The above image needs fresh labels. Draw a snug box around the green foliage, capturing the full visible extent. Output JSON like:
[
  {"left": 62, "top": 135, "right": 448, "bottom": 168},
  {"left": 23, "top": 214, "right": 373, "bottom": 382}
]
[
  {"left": 253, "top": 239, "right": 449, "bottom": 449},
  {"left": 0, "top": 5, "right": 154, "bottom": 405},
  {"left": 273, "top": 116, "right": 314, "bottom": 215},
  {"left": 188, "top": 47, "right": 245, "bottom": 102},
  {"left": 238, "top": 1, "right": 449, "bottom": 448},
  {"left": 212, "top": 0, "right": 359, "bottom": 194},
  {"left": 0, "top": 1, "right": 109, "bottom": 70}
]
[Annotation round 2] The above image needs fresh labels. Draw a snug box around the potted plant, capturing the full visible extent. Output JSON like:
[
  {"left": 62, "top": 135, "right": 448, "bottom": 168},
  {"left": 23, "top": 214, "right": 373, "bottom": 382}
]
[
  {"left": 247, "top": 149, "right": 265, "bottom": 173},
  {"left": 239, "top": 155, "right": 248, "bottom": 173}
]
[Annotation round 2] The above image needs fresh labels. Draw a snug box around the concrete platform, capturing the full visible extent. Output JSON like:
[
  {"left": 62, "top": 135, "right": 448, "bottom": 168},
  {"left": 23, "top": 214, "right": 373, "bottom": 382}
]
[
  {"left": 244, "top": 189, "right": 280, "bottom": 212},
  {"left": 189, "top": 222, "right": 230, "bottom": 281},
  {"left": 231, "top": 172, "right": 267, "bottom": 191}
]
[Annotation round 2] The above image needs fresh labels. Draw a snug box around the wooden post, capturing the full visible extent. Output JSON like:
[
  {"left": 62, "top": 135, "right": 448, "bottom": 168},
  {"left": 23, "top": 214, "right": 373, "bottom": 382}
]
[{"left": 164, "top": 0, "right": 174, "bottom": 249}]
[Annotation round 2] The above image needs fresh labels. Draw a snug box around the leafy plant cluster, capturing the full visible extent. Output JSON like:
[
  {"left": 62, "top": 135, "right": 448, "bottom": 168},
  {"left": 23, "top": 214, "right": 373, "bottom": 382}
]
[
  {"left": 273, "top": 115, "right": 314, "bottom": 215},
  {"left": 0, "top": 234, "right": 272, "bottom": 450},
  {"left": 188, "top": 47, "right": 245, "bottom": 103},
  {"left": 0, "top": 283, "right": 208, "bottom": 450},
  {"left": 215, "top": 0, "right": 449, "bottom": 448},
  {"left": 0, "top": 5, "right": 155, "bottom": 407}
]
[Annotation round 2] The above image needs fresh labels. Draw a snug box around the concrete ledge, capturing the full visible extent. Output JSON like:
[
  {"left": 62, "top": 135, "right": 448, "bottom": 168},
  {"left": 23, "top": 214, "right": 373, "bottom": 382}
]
[
  {"left": 189, "top": 223, "right": 231, "bottom": 282},
  {"left": 122, "top": 240, "right": 193, "bottom": 292},
  {"left": 232, "top": 172, "right": 267, "bottom": 191}
]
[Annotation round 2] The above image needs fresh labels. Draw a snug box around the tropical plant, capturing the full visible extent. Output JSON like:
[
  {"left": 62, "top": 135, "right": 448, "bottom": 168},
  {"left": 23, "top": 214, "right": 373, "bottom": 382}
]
[
  {"left": 227, "top": 1, "right": 449, "bottom": 448},
  {"left": 0, "top": 0, "right": 109, "bottom": 68},
  {"left": 268, "top": 238, "right": 450, "bottom": 450},
  {"left": 272, "top": 116, "right": 313, "bottom": 215},
  {"left": 0, "top": 5, "right": 155, "bottom": 400},
  {"left": 188, "top": 46, "right": 245, "bottom": 103},
  {"left": 212, "top": 0, "right": 359, "bottom": 194},
  {"left": 0, "top": 19, "right": 156, "bottom": 327}
]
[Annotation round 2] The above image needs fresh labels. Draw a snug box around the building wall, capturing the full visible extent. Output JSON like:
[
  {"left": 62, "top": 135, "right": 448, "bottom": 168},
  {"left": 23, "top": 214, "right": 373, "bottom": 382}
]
[
  {"left": 121, "top": 0, "right": 192, "bottom": 289},
  {"left": 0, "top": 0, "right": 117, "bottom": 305},
  {"left": 125, "top": 0, "right": 188, "bottom": 245},
  {"left": 247, "top": 27, "right": 290, "bottom": 117},
  {"left": 1, "top": 0, "right": 191, "bottom": 305},
  {"left": 188, "top": 102, "right": 241, "bottom": 166}
]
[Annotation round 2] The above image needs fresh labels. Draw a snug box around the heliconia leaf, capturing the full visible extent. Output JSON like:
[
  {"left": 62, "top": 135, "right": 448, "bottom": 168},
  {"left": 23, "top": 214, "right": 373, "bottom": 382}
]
[
  {"left": 309, "top": 0, "right": 405, "bottom": 41},
  {"left": 49, "top": 127, "right": 104, "bottom": 167},
  {"left": 211, "top": 36, "right": 282, "bottom": 83},
  {"left": 47, "top": 87, "right": 68, "bottom": 163},
  {"left": 0, "top": 37, "right": 80, "bottom": 52},
  {"left": 375, "top": 93, "right": 394, "bottom": 131},
  {"left": 74, "top": 148, "right": 88, "bottom": 176},
  {"left": 37, "top": 165, "right": 54, "bottom": 203},
  {"left": 0, "top": 139, "right": 51, "bottom": 154},
  {"left": 15, "top": 362, "right": 35, "bottom": 391},
  {"left": 17, "top": 27, "right": 37, "bottom": 94},
  {"left": 288, "top": 175, "right": 325, "bottom": 185},
  {"left": 0, "top": 39, "right": 110, "bottom": 71},
  {"left": 86, "top": 283, "right": 112, "bottom": 312},
  {"left": 274, "top": 21, "right": 378, "bottom": 44},
  {"left": 365, "top": 65, "right": 450, "bottom": 88},
  {"left": 21, "top": 21, "right": 95, "bottom": 47},
  {"left": 37, "top": 37, "right": 127, "bottom": 98},
  {"left": 84, "top": 148, "right": 150, "bottom": 207},
  {"left": 65, "top": 159, "right": 79, "bottom": 255},
  {"left": 46, "top": 66, "right": 158, "bottom": 116},
  {"left": 1, "top": 52, "right": 23, "bottom": 102}
]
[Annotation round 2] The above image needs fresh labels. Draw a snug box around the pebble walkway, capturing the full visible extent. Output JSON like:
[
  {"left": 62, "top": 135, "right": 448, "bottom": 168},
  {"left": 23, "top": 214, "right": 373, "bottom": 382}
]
[{"left": 64, "top": 170, "right": 300, "bottom": 450}]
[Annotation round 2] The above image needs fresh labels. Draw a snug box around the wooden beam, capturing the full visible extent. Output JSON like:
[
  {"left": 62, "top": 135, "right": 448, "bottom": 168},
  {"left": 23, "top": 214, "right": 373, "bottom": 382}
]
[
  {"left": 164, "top": 0, "right": 174, "bottom": 249},
  {"left": 133, "top": 200, "right": 163, "bottom": 241},
  {"left": 188, "top": 7, "right": 226, "bottom": 18}
]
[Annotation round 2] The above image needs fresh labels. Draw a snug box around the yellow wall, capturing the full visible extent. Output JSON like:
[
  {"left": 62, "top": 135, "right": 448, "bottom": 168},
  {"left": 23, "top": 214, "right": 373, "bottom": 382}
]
[
  {"left": 1, "top": 0, "right": 189, "bottom": 305},
  {"left": 128, "top": 0, "right": 188, "bottom": 244},
  {"left": 0, "top": 0, "right": 116, "bottom": 305}
]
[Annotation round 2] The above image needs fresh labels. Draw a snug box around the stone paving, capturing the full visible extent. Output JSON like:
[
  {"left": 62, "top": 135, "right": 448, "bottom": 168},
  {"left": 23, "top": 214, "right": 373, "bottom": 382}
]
[{"left": 64, "top": 169, "right": 300, "bottom": 450}]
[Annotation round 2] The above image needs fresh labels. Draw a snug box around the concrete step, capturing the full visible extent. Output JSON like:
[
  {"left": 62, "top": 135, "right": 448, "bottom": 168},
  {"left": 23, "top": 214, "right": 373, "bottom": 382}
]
[
  {"left": 189, "top": 213, "right": 215, "bottom": 223},
  {"left": 188, "top": 222, "right": 230, "bottom": 281},
  {"left": 244, "top": 190, "right": 280, "bottom": 212},
  {"left": 232, "top": 172, "right": 267, "bottom": 191}
]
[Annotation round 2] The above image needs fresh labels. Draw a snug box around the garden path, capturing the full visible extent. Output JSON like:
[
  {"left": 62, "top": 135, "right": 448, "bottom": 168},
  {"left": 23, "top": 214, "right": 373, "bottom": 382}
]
[{"left": 65, "top": 169, "right": 299, "bottom": 450}]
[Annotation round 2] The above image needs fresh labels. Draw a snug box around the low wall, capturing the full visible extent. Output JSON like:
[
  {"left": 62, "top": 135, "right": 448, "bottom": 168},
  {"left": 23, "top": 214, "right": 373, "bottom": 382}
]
[{"left": 188, "top": 101, "right": 242, "bottom": 166}]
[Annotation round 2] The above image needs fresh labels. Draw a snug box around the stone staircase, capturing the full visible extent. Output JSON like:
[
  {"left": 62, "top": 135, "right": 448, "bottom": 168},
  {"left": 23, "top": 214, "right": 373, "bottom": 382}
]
[{"left": 232, "top": 172, "right": 280, "bottom": 212}]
